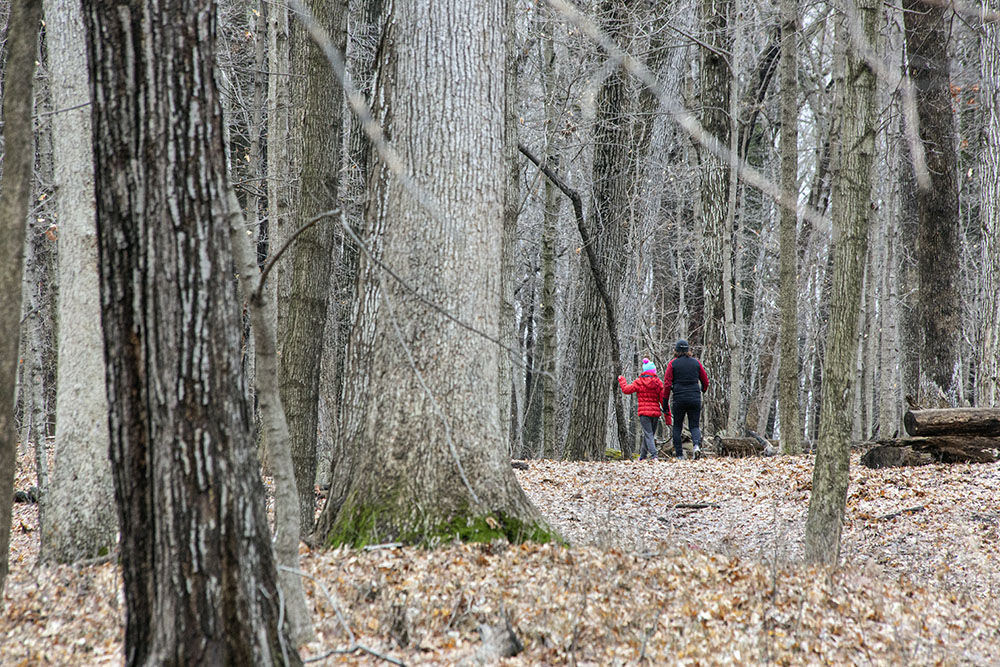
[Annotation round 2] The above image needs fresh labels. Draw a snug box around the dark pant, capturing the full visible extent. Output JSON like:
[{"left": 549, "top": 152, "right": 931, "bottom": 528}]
[
  {"left": 638, "top": 415, "right": 658, "bottom": 459},
  {"left": 671, "top": 398, "right": 702, "bottom": 457}
]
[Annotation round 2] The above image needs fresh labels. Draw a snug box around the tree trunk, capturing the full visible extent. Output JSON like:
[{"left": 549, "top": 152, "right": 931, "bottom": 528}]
[
  {"left": 41, "top": 0, "right": 117, "bottom": 564},
  {"left": 778, "top": 0, "right": 802, "bottom": 454},
  {"left": 903, "top": 0, "right": 962, "bottom": 402},
  {"left": 566, "top": 0, "right": 634, "bottom": 460},
  {"left": 280, "top": 0, "right": 347, "bottom": 536},
  {"left": 321, "top": 0, "right": 550, "bottom": 547},
  {"left": 804, "top": 0, "right": 879, "bottom": 566},
  {"left": 698, "top": 0, "right": 733, "bottom": 436},
  {"left": 538, "top": 8, "right": 561, "bottom": 459},
  {"left": 499, "top": 0, "right": 520, "bottom": 458},
  {"left": 81, "top": 0, "right": 298, "bottom": 661},
  {"left": 0, "top": 0, "right": 42, "bottom": 605},
  {"left": 979, "top": 1, "right": 1000, "bottom": 408},
  {"left": 312, "top": 0, "right": 389, "bottom": 542},
  {"left": 903, "top": 408, "right": 1000, "bottom": 437}
]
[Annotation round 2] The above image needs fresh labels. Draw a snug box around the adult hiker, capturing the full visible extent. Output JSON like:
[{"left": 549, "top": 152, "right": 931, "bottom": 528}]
[
  {"left": 661, "top": 339, "right": 709, "bottom": 459},
  {"left": 618, "top": 358, "right": 669, "bottom": 460}
]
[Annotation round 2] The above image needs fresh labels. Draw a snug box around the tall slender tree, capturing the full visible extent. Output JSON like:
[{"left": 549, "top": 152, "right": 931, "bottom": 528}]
[
  {"left": 804, "top": 0, "right": 879, "bottom": 565},
  {"left": 280, "top": 0, "right": 347, "bottom": 534},
  {"left": 698, "top": 0, "right": 733, "bottom": 435},
  {"left": 566, "top": 0, "right": 634, "bottom": 460},
  {"left": 778, "top": 0, "right": 802, "bottom": 454},
  {"left": 978, "top": 3, "right": 1000, "bottom": 407},
  {"left": 0, "top": 0, "right": 42, "bottom": 603},
  {"left": 81, "top": 0, "right": 297, "bottom": 660},
  {"left": 903, "top": 0, "right": 961, "bottom": 402},
  {"left": 41, "top": 0, "right": 117, "bottom": 564}
]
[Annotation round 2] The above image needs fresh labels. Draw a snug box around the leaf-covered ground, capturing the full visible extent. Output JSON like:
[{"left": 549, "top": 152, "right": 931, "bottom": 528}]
[{"left": 3, "top": 447, "right": 999, "bottom": 665}]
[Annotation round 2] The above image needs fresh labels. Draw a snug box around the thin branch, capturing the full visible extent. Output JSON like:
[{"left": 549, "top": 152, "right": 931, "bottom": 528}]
[
  {"left": 254, "top": 209, "right": 340, "bottom": 302},
  {"left": 518, "top": 142, "right": 631, "bottom": 451}
]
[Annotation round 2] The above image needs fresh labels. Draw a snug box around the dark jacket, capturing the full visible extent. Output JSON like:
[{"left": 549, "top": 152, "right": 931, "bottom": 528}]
[
  {"left": 619, "top": 371, "right": 663, "bottom": 418},
  {"left": 662, "top": 356, "right": 709, "bottom": 407}
]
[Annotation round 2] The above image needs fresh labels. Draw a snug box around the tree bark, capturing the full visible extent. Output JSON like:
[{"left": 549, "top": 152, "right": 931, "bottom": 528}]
[
  {"left": 0, "top": 0, "right": 42, "bottom": 605},
  {"left": 903, "top": 0, "right": 962, "bottom": 401},
  {"left": 979, "top": 2, "right": 1000, "bottom": 408},
  {"left": 804, "top": 0, "right": 879, "bottom": 566},
  {"left": 81, "top": 0, "right": 299, "bottom": 661},
  {"left": 280, "top": 0, "right": 347, "bottom": 536},
  {"left": 903, "top": 408, "right": 1000, "bottom": 437},
  {"left": 321, "top": 0, "right": 550, "bottom": 546},
  {"left": 565, "top": 0, "right": 634, "bottom": 460},
  {"left": 777, "top": 0, "right": 801, "bottom": 455},
  {"left": 698, "top": 0, "right": 733, "bottom": 436},
  {"left": 41, "top": 0, "right": 117, "bottom": 564}
]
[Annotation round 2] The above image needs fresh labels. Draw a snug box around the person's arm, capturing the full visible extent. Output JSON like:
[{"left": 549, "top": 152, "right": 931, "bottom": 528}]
[
  {"left": 660, "top": 361, "right": 674, "bottom": 411},
  {"left": 618, "top": 375, "right": 637, "bottom": 394},
  {"left": 698, "top": 361, "right": 709, "bottom": 392}
]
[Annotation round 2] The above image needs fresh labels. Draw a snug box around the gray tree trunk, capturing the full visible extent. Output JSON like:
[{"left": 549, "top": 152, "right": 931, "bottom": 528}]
[
  {"left": 321, "top": 0, "right": 550, "bottom": 545},
  {"left": 280, "top": 0, "right": 347, "bottom": 535},
  {"left": 0, "top": 0, "right": 42, "bottom": 604},
  {"left": 81, "top": 0, "right": 299, "bottom": 660},
  {"left": 804, "top": 0, "right": 879, "bottom": 566},
  {"left": 778, "top": 0, "right": 802, "bottom": 454},
  {"left": 698, "top": 0, "right": 732, "bottom": 435},
  {"left": 499, "top": 0, "right": 519, "bottom": 457},
  {"left": 978, "top": 2, "right": 1000, "bottom": 407},
  {"left": 41, "top": 0, "right": 117, "bottom": 564},
  {"left": 566, "top": 0, "right": 634, "bottom": 460}
]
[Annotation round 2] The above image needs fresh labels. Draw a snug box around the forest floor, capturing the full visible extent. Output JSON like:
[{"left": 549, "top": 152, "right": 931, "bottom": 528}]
[{"left": 3, "top": 446, "right": 999, "bottom": 666}]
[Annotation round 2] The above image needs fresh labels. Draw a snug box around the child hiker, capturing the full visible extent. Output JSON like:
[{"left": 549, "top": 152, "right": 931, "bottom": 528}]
[{"left": 618, "top": 358, "right": 669, "bottom": 460}]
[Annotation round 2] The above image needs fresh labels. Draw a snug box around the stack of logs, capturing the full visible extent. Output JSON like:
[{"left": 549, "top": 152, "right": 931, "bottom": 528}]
[{"left": 861, "top": 408, "right": 1000, "bottom": 468}]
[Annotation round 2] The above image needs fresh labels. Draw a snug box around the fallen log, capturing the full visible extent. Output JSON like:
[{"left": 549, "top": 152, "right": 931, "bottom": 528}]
[
  {"left": 904, "top": 408, "right": 1000, "bottom": 437},
  {"left": 860, "top": 436, "right": 1000, "bottom": 469}
]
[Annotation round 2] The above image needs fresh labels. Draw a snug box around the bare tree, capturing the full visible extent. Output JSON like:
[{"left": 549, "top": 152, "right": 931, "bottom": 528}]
[
  {"left": 40, "top": 0, "right": 117, "bottom": 564},
  {"left": 778, "top": 0, "right": 802, "bottom": 454},
  {"left": 280, "top": 0, "right": 347, "bottom": 534},
  {"left": 0, "top": 0, "right": 42, "bottom": 604},
  {"left": 81, "top": 0, "right": 298, "bottom": 660},
  {"left": 903, "top": 0, "right": 962, "bottom": 403},
  {"left": 804, "top": 0, "right": 880, "bottom": 565},
  {"left": 978, "top": 3, "right": 1000, "bottom": 407},
  {"left": 320, "top": 0, "right": 551, "bottom": 545}
]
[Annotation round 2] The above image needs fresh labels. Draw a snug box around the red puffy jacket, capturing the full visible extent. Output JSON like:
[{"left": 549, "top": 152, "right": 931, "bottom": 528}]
[{"left": 618, "top": 372, "right": 665, "bottom": 419}]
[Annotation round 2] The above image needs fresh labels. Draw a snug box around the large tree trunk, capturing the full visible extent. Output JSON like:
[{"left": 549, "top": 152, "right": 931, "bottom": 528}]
[
  {"left": 903, "top": 0, "right": 962, "bottom": 402},
  {"left": 280, "top": 0, "right": 347, "bottom": 536},
  {"left": 804, "top": 0, "right": 879, "bottom": 566},
  {"left": 979, "top": 2, "right": 1000, "bottom": 408},
  {"left": 0, "top": 0, "right": 42, "bottom": 605},
  {"left": 41, "top": 0, "right": 117, "bottom": 564},
  {"left": 81, "top": 0, "right": 298, "bottom": 661},
  {"left": 777, "top": 0, "right": 802, "bottom": 454},
  {"left": 698, "top": 0, "right": 733, "bottom": 436},
  {"left": 566, "top": 0, "right": 633, "bottom": 461},
  {"left": 321, "top": 0, "right": 550, "bottom": 546},
  {"left": 312, "top": 0, "right": 389, "bottom": 542}
]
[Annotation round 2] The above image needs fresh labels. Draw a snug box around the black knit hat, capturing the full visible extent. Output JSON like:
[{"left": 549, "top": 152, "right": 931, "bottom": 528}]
[{"left": 675, "top": 339, "right": 689, "bottom": 353}]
